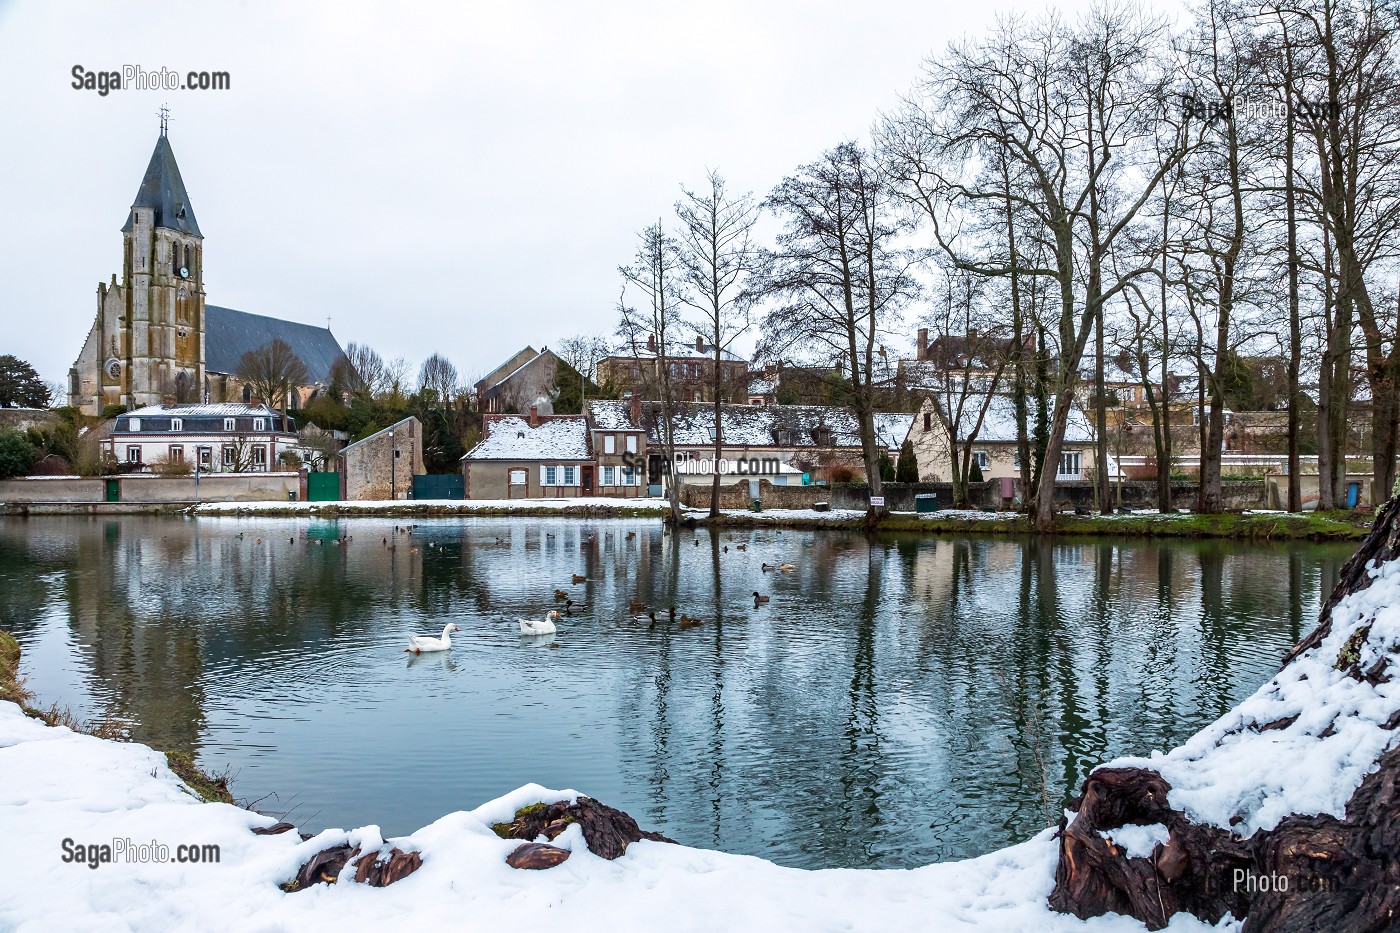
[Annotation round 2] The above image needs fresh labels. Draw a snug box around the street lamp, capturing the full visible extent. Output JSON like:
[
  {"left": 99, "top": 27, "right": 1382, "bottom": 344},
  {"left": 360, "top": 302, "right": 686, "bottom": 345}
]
[{"left": 389, "top": 428, "right": 396, "bottom": 501}]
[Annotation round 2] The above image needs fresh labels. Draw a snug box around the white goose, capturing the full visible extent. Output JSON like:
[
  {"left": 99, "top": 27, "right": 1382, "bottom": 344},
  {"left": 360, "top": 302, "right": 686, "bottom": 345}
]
[
  {"left": 405, "top": 623, "right": 460, "bottom": 654},
  {"left": 519, "top": 611, "right": 561, "bottom": 636}
]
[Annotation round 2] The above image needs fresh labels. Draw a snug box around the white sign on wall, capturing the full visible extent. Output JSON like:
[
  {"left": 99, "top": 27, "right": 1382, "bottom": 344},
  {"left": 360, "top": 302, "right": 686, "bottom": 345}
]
[{"left": 870, "top": 496, "right": 885, "bottom": 507}]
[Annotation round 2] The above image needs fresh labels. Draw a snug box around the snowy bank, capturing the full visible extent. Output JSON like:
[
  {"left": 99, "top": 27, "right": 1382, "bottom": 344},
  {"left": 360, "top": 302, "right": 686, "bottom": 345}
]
[{"left": 0, "top": 701, "right": 1221, "bottom": 932}]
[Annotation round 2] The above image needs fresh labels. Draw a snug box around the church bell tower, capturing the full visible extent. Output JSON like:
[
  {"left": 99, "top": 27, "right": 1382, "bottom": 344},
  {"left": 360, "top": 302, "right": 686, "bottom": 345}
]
[{"left": 70, "top": 116, "right": 206, "bottom": 413}]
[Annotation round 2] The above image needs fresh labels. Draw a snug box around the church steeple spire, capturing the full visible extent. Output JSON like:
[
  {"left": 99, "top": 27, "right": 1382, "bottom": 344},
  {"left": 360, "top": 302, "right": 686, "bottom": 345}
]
[{"left": 121, "top": 132, "right": 200, "bottom": 236}]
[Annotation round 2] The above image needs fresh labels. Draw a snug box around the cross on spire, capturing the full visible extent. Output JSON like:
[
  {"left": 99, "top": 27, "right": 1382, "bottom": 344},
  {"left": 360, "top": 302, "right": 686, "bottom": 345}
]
[{"left": 158, "top": 104, "right": 170, "bottom": 137}]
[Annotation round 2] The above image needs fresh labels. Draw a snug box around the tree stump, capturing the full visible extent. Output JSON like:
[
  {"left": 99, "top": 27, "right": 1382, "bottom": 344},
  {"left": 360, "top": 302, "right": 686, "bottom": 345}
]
[
  {"left": 353, "top": 847, "right": 423, "bottom": 887},
  {"left": 491, "top": 796, "right": 675, "bottom": 860},
  {"left": 506, "top": 842, "right": 571, "bottom": 870}
]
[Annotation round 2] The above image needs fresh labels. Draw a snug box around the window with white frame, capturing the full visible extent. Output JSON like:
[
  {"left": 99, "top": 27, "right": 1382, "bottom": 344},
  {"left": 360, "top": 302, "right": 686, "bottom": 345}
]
[
  {"left": 252, "top": 446, "right": 267, "bottom": 469},
  {"left": 603, "top": 435, "right": 616, "bottom": 454},
  {"left": 544, "top": 465, "right": 558, "bottom": 486},
  {"left": 198, "top": 446, "right": 212, "bottom": 467},
  {"left": 168, "top": 446, "right": 183, "bottom": 463},
  {"left": 224, "top": 418, "right": 236, "bottom": 431},
  {"left": 509, "top": 469, "right": 526, "bottom": 486},
  {"left": 973, "top": 450, "right": 990, "bottom": 470},
  {"left": 223, "top": 446, "right": 236, "bottom": 466},
  {"left": 625, "top": 434, "right": 637, "bottom": 454},
  {"left": 621, "top": 465, "right": 638, "bottom": 486},
  {"left": 1057, "top": 451, "right": 1082, "bottom": 478},
  {"left": 126, "top": 446, "right": 141, "bottom": 463},
  {"left": 253, "top": 417, "right": 267, "bottom": 431},
  {"left": 129, "top": 418, "right": 141, "bottom": 432},
  {"left": 562, "top": 465, "right": 575, "bottom": 485},
  {"left": 170, "top": 418, "right": 183, "bottom": 432},
  {"left": 602, "top": 465, "right": 616, "bottom": 486}
]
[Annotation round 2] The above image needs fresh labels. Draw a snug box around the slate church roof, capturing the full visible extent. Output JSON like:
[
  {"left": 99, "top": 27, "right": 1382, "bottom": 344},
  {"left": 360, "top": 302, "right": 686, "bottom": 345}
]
[
  {"left": 205, "top": 306, "right": 348, "bottom": 384},
  {"left": 121, "top": 135, "right": 202, "bottom": 236}
]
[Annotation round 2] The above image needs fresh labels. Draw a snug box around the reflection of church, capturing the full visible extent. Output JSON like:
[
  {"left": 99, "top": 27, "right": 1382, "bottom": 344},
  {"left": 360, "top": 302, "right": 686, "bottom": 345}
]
[{"left": 68, "top": 128, "right": 346, "bottom": 415}]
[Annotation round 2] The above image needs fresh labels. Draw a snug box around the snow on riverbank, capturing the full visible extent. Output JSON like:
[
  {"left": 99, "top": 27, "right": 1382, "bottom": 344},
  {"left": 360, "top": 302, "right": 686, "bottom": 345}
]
[{"left": 0, "top": 700, "right": 1229, "bottom": 932}]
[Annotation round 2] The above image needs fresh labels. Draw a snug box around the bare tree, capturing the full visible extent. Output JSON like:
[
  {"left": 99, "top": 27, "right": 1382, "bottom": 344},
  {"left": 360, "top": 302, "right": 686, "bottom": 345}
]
[
  {"left": 334, "top": 341, "right": 389, "bottom": 398},
  {"left": 759, "top": 142, "right": 917, "bottom": 517},
  {"left": 675, "top": 170, "right": 759, "bottom": 517},
  {"left": 235, "top": 338, "right": 308, "bottom": 420},
  {"left": 882, "top": 6, "right": 1192, "bottom": 529},
  {"left": 1279, "top": 0, "right": 1400, "bottom": 505},
  {"left": 555, "top": 334, "right": 611, "bottom": 405},
  {"left": 618, "top": 222, "right": 686, "bottom": 523},
  {"left": 417, "top": 353, "right": 461, "bottom": 405}
]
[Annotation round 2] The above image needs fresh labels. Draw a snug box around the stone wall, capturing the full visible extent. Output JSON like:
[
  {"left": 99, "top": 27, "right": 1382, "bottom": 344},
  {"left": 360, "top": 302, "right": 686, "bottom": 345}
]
[
  {"left": 0, "top": 472, "right": 301, "bottom": 504},
  {"left": 340, "top": 417, "right": 426, "bottom": 501},
  {"left": 0, "top": 409, "right": 60, "bottom": 432}
]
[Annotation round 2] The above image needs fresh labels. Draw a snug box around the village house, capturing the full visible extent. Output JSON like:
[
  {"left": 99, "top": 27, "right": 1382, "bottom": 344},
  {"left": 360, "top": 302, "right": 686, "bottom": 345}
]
[
  {"left": 106, "top": 399, "right": 297, "bottom": 472},
  {"left": 473, "top": 346, "right": 564, "bottom": 415},
  {"left": 596, "top": 335, "right": 749, "bottom": 403},
  {"left": 911, "top": 392, "right": 1100, "bottom": 488},
  {"left": 460, "top": 407, "right": 596, "bottom": 499},
  {"left": 588, "top": 399, "right": 913, "bottom": 488}
]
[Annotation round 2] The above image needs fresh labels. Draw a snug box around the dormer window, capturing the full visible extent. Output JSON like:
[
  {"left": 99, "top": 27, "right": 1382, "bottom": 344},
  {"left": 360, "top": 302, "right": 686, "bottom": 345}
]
[
  {"left": 170, "top": 418, "right": 183, "bottom": 432},
  {"left": 223, "top": 418, "right": 236, "bottom": 431},
  {"left": 128, "top": 418, "right": 141, "bottom": 432},
  {"left": 253, "top": 417, "right": 267, "bottom": 432}
]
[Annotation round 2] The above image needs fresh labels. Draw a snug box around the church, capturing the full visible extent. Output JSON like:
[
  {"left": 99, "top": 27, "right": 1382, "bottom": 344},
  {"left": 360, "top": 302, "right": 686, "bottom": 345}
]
[{"left": 68, "top": 128, "right": 346, "bottom": 415}]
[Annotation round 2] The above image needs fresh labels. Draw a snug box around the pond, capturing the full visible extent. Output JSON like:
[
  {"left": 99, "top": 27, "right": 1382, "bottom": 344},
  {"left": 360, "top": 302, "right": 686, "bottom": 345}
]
[{"left": 0, "top": 516, "right": 1353, "bottom": 869}]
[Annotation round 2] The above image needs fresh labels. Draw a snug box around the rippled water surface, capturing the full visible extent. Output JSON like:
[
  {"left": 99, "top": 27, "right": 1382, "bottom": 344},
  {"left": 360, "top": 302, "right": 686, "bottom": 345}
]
[{"left": 0, "top": 516, "right": 1353, "bottom": 868}]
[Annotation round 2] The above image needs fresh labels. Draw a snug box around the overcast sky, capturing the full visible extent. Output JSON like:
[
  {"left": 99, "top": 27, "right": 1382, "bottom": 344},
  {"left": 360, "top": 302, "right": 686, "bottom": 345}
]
[{"left": 0, "top": 0, "right": 1123, "bottom": 390}]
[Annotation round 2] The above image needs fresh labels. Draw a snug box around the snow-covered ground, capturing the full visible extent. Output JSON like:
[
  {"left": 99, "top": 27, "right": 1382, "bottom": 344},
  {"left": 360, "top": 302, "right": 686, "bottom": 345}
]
[{"left": 0, "top": 698, "right": 1230, "bottom": 932}]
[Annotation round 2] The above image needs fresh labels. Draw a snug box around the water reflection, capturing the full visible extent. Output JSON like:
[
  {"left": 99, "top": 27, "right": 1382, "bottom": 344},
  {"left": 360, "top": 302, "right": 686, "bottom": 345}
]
[{"left": 0, "top": 516, "right": 1351, "bottom": 869}]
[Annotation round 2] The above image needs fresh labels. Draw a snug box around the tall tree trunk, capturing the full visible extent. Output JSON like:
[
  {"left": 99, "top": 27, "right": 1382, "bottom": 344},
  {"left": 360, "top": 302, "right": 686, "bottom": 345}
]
[{"left": 1284, "top": 51, "right": 1302, "bottom": 512}]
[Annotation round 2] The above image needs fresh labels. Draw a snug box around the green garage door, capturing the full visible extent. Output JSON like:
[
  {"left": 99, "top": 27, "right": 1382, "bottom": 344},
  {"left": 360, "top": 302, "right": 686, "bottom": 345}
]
[
  {"left": 412, "top": 474, "right": 465, "bottom": 500},
  {"left": 307, "top": 472, "right": 340, "bottom": 502}
]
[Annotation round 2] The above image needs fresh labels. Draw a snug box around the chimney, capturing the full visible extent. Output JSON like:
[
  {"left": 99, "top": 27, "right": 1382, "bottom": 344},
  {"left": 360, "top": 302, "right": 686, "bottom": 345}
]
[
  {"left": 696, "top": 335, "right": 704, "bottom": 353},
  {"left": 916, "top": 328, "right": 928, "bottom": 362},
  {"left": 529, "top": 404, "right": 539, "bottom": 428},
  {"left": 250, "top": 394, "right": 264, "bottom": 408},
  {"left": 162, "top": 394, "right": 176, "bottom": 409},
  {"left": 629, "top": 391, "right": 641, "bottom": 425},
  {"left": 647, "top": 333, "right": 656, "bottom": 353}
]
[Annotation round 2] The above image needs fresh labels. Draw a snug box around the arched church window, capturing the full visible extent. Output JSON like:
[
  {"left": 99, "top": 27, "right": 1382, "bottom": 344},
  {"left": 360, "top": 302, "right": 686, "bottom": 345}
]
[
  {"left": 172, "top": 241, "right": 179, "bottom": 276},
  {"left": 184, "top": 244, "right": 191, "bottom": 272}
]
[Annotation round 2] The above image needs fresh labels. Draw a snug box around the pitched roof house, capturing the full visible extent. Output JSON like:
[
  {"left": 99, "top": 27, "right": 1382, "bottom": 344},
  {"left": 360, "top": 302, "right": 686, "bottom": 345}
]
[{"left": 461, "top": 409, "right": 596, "bottom": 498}]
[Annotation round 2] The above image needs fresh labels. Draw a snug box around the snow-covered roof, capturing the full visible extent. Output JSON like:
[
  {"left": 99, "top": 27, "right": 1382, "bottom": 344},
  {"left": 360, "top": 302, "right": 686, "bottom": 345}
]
[
  {"left": 122, "top": 402, "right": 278, "bottom": 418},
  {"left": 462, "top": 416, "right": 591, "bottom": 461},
  {"left": 925, "top": 392, "right": 1095, "bottom": 444},
  {"left": 604, "top": 341, "right": 746, "bottom": 364},
  {"left": 588, "top": 400, "right": 914, "bottom": 450}
]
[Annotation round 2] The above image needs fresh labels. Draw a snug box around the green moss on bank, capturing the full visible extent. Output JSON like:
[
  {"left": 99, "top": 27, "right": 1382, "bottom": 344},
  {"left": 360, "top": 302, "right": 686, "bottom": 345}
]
[
  {"left": 701, "top": 509, "right": 1371, "bottom": 541},
  {"left": 165, "top": 750, "right": 234, "bottom": 804}
]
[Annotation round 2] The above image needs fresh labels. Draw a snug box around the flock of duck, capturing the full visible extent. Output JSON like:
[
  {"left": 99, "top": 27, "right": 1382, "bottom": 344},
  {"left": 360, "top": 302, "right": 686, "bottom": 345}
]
[{"left": 401, "top": 529, "right": 795, "bottom": 655}]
